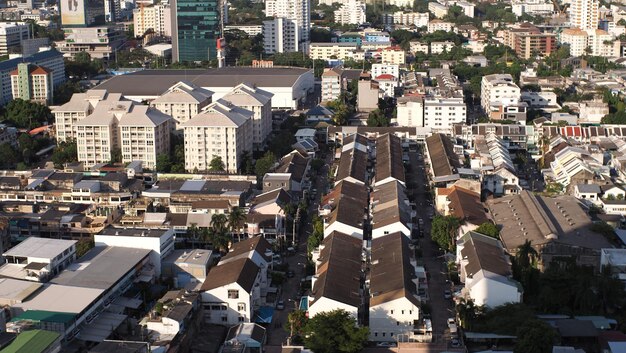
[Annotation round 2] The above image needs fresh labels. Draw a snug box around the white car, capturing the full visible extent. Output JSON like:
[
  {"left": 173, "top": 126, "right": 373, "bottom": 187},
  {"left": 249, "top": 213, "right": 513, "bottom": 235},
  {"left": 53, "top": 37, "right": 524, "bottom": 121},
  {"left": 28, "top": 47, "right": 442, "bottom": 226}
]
[
  {"left": 447, "top": 317, "right": 455, "bottom": 326},
  {"left": 376, "top": 342, "right": 397, "bottom": 347}
]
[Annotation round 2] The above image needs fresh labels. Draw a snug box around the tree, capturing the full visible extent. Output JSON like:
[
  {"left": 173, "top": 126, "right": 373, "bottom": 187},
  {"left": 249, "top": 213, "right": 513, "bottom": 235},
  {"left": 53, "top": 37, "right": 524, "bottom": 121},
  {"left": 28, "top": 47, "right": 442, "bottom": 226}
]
[
  {"left": 110, "top": 148, "right": 122, "bottom": 164},
  {"left": 302, "top": 309, "right": 369, "bottom": 353},
  {"left": 51, "top": 141, "right": 78, "bottom": 168},
  {"left": 209, "top": 155, "right": 225, "bottom": 172},
  {"left": 516, "top": 240, "right": 538, "bottom": 270},
  {"left": 3, "top": 98, "right": 52, "bottom": 129},
  {"left": 430, "top": 215, "right": 461, "bottom": 252},
  {"left": 366, "top": 109, "right": 389, "bottom": 127},
  {"left": 310, "top": 158, "right": 324, "bottom": 173},
  {"left": 0, "top": 143, "right": 18, "bottom": 169},
  {"left": 514, "top": 320, "right": 557, "bottom": 353},
  {"left": 474, "top": 222, "right": 500, "bottom": 238},
  {"left": 156, "top": 153, "right": 172, "bottom": 172},
  {"left": 211, "top": 213, "right": 228, "bottom": 234},
  {"left": 255, "top": 152, "right": 276, "bottom": 182},
  {"left": 239, "top": 150, "right": 254, "bottom": 174},
  {"left": 285, "top": 309, "right": 308, "bottom": 340},
  {"left": 228, "top": 206, "right": 247, "bottom": 239},
  {"left": 75, "top": 237, "right": 94, "bottom": 258}
]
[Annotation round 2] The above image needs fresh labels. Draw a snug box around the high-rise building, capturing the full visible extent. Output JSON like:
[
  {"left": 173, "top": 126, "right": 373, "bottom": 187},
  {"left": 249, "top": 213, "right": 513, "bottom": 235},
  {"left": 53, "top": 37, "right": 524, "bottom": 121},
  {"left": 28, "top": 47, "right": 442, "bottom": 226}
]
[
  {"left": 263, "top": 17, "right": 300, "bottom": 54},
  {"left": 570, "top": 0, "right": 599, "bottom": 31},
  {"left": 133, "top": 3, "right": 172, "bottom": 38},
  {"left": 265, "top": 0, "right": 310, "bottom": 52},
  {"left": 334, "top": 0, "right": 366, "bottom": 25},
  {"left": 171, "top": 0, "right": 221, "bottom": 62},
  {"left": 10, "top": 63, "right": 53, "bottom": 104},
  {"left": 0, "top": 22, "right": 29, "bottom": 56},
  {"left": 59, "top": 0, "right": 105, "bottom": 27}
]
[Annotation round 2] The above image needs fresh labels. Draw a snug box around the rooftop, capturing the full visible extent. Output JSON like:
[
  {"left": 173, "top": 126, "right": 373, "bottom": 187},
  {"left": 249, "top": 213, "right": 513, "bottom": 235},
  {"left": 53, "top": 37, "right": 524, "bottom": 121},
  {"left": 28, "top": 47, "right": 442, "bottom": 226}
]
[
  {"left": 0, "top": 329, "right": 59, "bottom": 353},
  {"left": 3, "top": 237, "right": 76, "bottom": 260},
  {"left": 164, "top": 249, "right": 212, "bottom": 266},
  {"left": 201, "top": 258, "right": 259, "bottom": 293},
  {"left": 97, "top": 226, "right": 169, "bottom": 238},
  {"left": 12, "top": 284, "right": 103, "bottom": 314}
]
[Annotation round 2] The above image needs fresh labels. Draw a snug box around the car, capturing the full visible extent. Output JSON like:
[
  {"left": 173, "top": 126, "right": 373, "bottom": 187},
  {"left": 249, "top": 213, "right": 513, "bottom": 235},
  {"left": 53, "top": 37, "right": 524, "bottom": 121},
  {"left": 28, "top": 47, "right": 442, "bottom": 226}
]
[
  {"left": 447, "top": 317, "right": 455, "bottom": 325},
  {"left": 287, "top": 270, "right": 294, "bottom": 278},
  {"left": 376, "top": 342, "right": 397, "bottom": 347},
  {"left": 451, "top": 338, "right": 461, "bottom": 347},
  {"left": 276, "top": 300, "right": 285, "bottom": 310},
  {"left": 444, "top": 290, "right": 452, "bottom": 299}
]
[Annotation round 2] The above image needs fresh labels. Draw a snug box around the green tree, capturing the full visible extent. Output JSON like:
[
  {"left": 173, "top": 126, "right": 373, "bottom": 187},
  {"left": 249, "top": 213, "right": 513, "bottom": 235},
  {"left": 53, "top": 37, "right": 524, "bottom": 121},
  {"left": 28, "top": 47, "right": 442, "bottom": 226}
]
[
  {"left": 514, "top": 320, "right": 557, "bottom": 353},
  {"left": 156, "top": 153, "right": 172, "bottom": 172},
  {"left": 209, "top": 155, "right": 225, "bottom": 172},
  {"left": 75, "top": 237, "right": 95, "bottom": 258},
  {"left": 366, "top": 109, "right": 389, "bottom": 127},
  {"left": 3, "top": 98, "right": 52, "bottom": 129},
  {"left": 302, "top": 309, "right": 369, "bottom": 353},
  {"left": 51, "top": 140, "right": 78, "bottom": 168},
  {"left": 239, "top": 150, "right": 254, "bottom": 174},
  {"left": 110, "top": 148, "right": 122, "bottom": 164},
  {"left": 430, "top": 215, "right": 461, "bottom": 252},
  {"left": 0, "top": 143, "right": 18, "bottom": 169},
  {"left": 228, "top": 206, "right": 247, "bottom": 239},
  {"left": 285, "top": 309, "right": 308, "bottom": 339},
  {"left": 255, "top": 152, "right": 276, "bottom": 182},
  {"left": 474, "top": 222, "right": 500, "bottom": 238},
  {"left": 516, "top": 240, "right": 538, "bottom": 270},
  {"left": 307, "top": 215, "right": 324, "bottom": 254}
]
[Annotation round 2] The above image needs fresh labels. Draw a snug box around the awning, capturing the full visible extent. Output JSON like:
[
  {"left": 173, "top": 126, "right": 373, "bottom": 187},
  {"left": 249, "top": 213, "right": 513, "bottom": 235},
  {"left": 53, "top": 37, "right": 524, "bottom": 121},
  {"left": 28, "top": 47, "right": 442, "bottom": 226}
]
[{"left": 254, "top": 306, "right": 274, "bottom": 324}]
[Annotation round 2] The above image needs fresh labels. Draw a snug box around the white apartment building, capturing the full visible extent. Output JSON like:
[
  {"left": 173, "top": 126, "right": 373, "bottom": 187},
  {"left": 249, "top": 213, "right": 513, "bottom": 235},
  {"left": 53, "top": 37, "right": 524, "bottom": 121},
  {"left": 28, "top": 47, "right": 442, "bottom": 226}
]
[
  {"left": 396, "top": 96, "right": 424, "bottom": 127},
  {"left": 263, "top": 17, "right": 300, "bottom": 54},
  {"left": 265, "top": 0, "right": 310, "bottom": 52},
  {"left": 150, "top": 81, "right": 213, "bottom": 129},
  {"left": 428, "top": 2, "right": 448, "bottom": 18},
  {"left": 452, "top": 1, "right": 475, "bottom": 17},
  {"left": 511, "top": 0, "right": 554, "bottom": 17},
  {"left": 588, "top": 29, "right": 620, "bottom": 56},
  {"left": 560, "top": 28, "right": 589, "bottom": 56},
  {"left": 481, "top": 74, "right": 521, "bottom": 116},
  {"left": 410, "top": 41, "right": 429, "bottom": 54},
  {"left": 427, "top": 20, "right": 454, "bottom": 33},
  {"left": 389, "top": 0, "right": 413, "bottom": 6},
  {"left": 309, "top": 42, "right": 357, "bottom": 60},
  {"left": 133, "top": 4, "right": 171, "bottom": 38},
  {"left": 53, "top": 89, "right": 125, "bottom": 143},
  {"left": 334, "top": 0, "right": 366, "bottom": 25},
  {"left": 0, "top": 22, "right": 29, "bottom": 56},
  {"left": 2, "top": 237, "right": 77, "bottom": 281},
  {"left": 570, "top": 0, "right": 599, "bottom": 30},
  {"left": 76, "top": 101, "right": 172, "bottom": 169},
  {"left": 182, "top": 100, "right": 253, "bottom": 173},
  {"left": 221, "top": 83, "right": 273, "bottom": 150},
  {"left": 224, "top": 25, "right": 263, "bottom": 36},
  {"left": 372, "top": 63, "right": 400, "bottom": 79},
  {"left": 389, "top": 11, "right": 429, "bottom": 26},
  {"left": 424, "top": 96, "right": 466, "bottom": 131},
  {"left": 321, "top": 67, "right": 343, "bottom": 102},
  {"left": 375, "top": 74, "right": 398, "bottom": 98},
  {"left": 430, "top": 41, "right": 455, "bottom": 54}
]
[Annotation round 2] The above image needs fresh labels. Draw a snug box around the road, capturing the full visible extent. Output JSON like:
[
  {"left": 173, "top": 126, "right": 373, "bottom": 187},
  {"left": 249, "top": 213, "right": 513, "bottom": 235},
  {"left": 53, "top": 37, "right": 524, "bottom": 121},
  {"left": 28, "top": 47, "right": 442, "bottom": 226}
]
[
  {"left": 406, "top": 148, "right": 456, "bottom": 345},
  {"left": 267, "top": 152, "right": 330, "bottom": 346}
]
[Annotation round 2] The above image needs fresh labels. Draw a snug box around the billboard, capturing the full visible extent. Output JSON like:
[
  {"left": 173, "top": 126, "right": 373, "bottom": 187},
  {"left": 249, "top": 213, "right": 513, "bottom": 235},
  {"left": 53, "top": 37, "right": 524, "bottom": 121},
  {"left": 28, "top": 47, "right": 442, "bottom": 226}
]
[{"left": 61, "top": 0, "right": 86, "bottom": 26}]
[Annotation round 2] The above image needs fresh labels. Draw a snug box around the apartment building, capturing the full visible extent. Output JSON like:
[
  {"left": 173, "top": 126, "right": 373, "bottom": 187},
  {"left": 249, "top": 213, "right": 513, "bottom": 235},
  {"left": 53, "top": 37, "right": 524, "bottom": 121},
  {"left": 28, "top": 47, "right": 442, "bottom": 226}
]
[
  {"left": 150, "top": 81, "right": 213, "bottom": 129},
  {"left": 424, "top": 97, "right": 466, "bottom": 131},
  {"left": 182, "top": 100, "right": 253, "bottom": 173},
  {"left": 428, "top": 2, "right": 448, "bottom": 18},
  {"left": 427, "top": 19, "right": 454, "bottom": 33},
  {"left": 263, "top": 17, "right": 300, "bottom": 54},
  {"left": 570, "top": 0, "right": 599, "bottom": 30},
  {"left": 133, "top": 3, "right": 172, "bottom": 38},
  {"left": 10, "top": 63, "right": 53, "bottom": 104},
  {"left": 334, "top": 0, "right": 366, "bottom": 25},
  {"left": 1, "top": 237, "right": 77, "bottom": 282},
  {"left": 380, "top": 46, "right": 406, "bottom": 64},
  {"left": 587, "top": 29, "right": 620, "bottom": 56},
  {"left": 511, "top": 0, "right": 554, "bottom": 17},
  {"left": 560, "top": 28, "right": 589, "bottom": 56},
  {"left": 53, "top": 90, "right": 125, "bottom": 143},
  {"left": 372, "top": 63, "right": 400, "bottom": 79},
  {"left": 383, "top": 11, "right": 429, "bottom": 26},
  {"left": 220, "top": 83, "right": 274, "bottom": 150},
  {"left": 224, "top": 25, "right": 263, "bottom": 36},
  {"left": 0, "top": 22, "right": 29, "bottom": 56},
  {"left": 431, "top": 41, "right": 455, "bottom": 54},
  {"left": 76, "top": 101, "right": 172, "bottom": 169},
  {"left": 264, "top": 0, "right": 310, "bottom": 52},
  {"left": 396, "top": 96, "right": 424, "bottom": 127},
  {"left": 309, "top": 42, "right": 356, "bottom": 60},
  {"left": 321, "top": 67, "right": 344, "bottom": 101},
  {"left": 56, "top": 26, "right": 125, "bottom": 60},
  {"left": 481, "top": 74, "right": 521, "bottom": 116}
]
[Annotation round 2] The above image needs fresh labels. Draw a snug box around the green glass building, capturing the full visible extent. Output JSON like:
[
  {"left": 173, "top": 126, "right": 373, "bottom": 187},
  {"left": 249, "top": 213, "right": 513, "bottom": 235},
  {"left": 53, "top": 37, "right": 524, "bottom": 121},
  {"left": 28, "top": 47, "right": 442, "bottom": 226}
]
[{"left": 171, "top": 0, "right": 220, "bottom": 63}]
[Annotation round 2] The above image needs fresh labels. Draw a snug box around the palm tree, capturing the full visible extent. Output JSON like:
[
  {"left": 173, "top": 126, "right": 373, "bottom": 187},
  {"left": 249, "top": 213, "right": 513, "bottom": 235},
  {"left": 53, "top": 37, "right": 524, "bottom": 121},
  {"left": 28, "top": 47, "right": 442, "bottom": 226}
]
[
  {"left": 228, "top": 207, "right": 247, "bottom": 241},
  {"left": 211, "top": 213, "right": 228, "bottom": 234},
  {"left": 516, "top": 240, "right": 539, "bottom": 270},
  {"left": 187, "top": 223, "right": 199, "bottom": 249},
  {"left": 208, "top": 228, "right": 231, "bottom": 254}
]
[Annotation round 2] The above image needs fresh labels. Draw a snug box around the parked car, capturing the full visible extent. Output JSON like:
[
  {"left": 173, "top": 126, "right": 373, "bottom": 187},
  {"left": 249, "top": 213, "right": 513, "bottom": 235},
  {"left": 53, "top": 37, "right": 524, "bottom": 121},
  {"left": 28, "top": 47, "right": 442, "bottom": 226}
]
[
  {"left": 376, "top": 342, "right": 397, "bottom": 347},
  {"left": 444, "top": 290, "right": 452, "bottom": 299},
  {"left": 287, "top": 270, "right": 294, "bottom": 278},
  {"left": 447, "top": 318, "right": 455, "bottom": 326},
  {"left": 276, "top": 300, "right": 285, "bottom": 310},
  {"left": 451, "top": 338, "right": 461, "bottom": 347}
]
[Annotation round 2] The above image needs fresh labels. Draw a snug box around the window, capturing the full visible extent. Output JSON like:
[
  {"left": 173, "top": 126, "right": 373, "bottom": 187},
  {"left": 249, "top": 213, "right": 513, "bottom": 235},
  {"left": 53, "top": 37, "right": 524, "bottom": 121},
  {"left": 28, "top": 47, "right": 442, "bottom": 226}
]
[
  {"left": 396, "top": 321, "right": 400, "bottom": 326},
  {"left": 228, "top": 290, "right": 239, "bottom": 299},
  {"left": 382, "top": 332, "right": 386, "bottom": 337},
  {"left": 374, "top": 332, "right": 378, "bottom": 337},
  {"left": 238, "top": 316, "right": 245, "bottom": 322},
  {"left": 238, "top": 303, "right": 246, "bottom": 311},
  {"left": 221, "top": 316, "right": 228, "bottom": 322},
  {"left": 390, "top": 310, "right": 394, "bottom": 314}
]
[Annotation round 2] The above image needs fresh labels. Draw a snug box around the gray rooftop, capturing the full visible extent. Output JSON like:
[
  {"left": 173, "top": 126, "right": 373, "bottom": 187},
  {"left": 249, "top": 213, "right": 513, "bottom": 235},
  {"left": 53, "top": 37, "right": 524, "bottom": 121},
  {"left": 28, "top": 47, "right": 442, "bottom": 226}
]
[
  {"left": 95, "top": 67, "right": 312, "bottom": 97},
  {"left": 50, "top": 246, "right": 151, "bottom": 290},
  {"left": 97, "top": 226, "right": 170, "bottom": 238},
  {"left": 4, "top": 237, "right": 76, "bottom": 259}
]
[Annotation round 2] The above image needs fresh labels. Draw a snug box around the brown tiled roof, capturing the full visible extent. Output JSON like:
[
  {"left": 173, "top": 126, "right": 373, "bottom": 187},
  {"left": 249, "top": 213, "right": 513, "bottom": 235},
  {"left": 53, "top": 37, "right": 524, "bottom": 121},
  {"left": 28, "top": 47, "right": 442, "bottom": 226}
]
[
  {"left": 336, "top": 149, "right": 368, "bottom": 184},
  {"left": 375, "top": 133, "right": 405, "bottom": 184},
  {"left": 460, "top": 231, "right": 511, "bottom": 277},
  {"left": 447, "top": 186, "right": 489, "bottom": 226},
  {"left": 201, "top": 257, "right": 259, "bottom": 292},
  {"left": 223, "top": 236, "right": 273, "bottom": 263},
  {"left": 370, "top": 232, "right": 420, "bottom": 307},
  {"left": 276, "top": 150, "right": 309, "bottom": 183},
  {"left": 425, "top": 134, "right": 460, "bottom": 178},
  {"left": 320, "top": 180, "right": 368, "bottom": 209},
  {"left": 371, "top": 180, "right": 411, "bottom": 230},
  {"left": 252, "top": 188, "right": 292, "bottom": 208},
  {"left": 310, "top": 232, "right": 362, "bottom": 307},
  {"left": 328, "top": 195, "right": 367, "bottom": 230}
]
